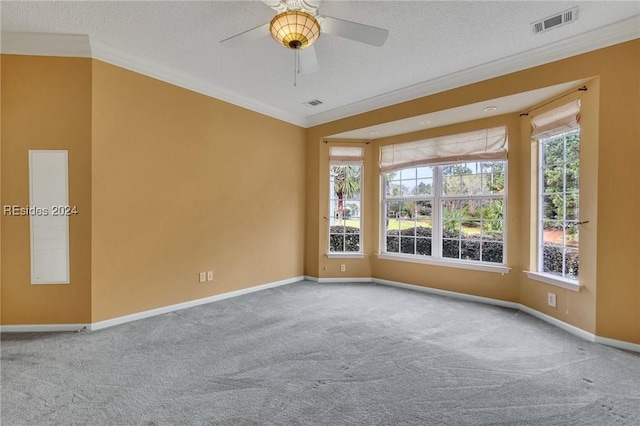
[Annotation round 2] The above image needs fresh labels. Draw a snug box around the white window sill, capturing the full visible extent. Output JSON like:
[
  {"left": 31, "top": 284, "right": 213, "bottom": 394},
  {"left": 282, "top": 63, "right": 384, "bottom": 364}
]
[
  {"left": 376, "top": 253, "right": 511, "bottom": 274},
  {"left": 327, "top": 252, "right": 366, "bottom": 259},
  {"left": 523, "top": 271, "right": 581, "bottom": 292}
]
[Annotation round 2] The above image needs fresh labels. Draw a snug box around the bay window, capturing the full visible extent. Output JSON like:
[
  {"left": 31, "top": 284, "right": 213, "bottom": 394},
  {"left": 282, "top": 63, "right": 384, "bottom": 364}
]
[{"left": 380, "top": 127, "right": 508, "bottom": 267}]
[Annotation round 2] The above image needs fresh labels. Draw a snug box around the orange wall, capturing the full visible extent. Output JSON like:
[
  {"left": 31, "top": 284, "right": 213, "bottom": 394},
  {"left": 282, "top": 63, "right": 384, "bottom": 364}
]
[
  {"left": 306, "top": 40, "right": 640, "bottom": 343},
  {"left": 1, "top": 40, "right": 638, "bottom": 345},
  {"left": 1, "top": 56, "right": 306, "bottom": 325},
  {"left": 90, "top": 61, "right": 306, "bottom": 322},
  {"left": 1, "top": 55, "right": 92, "bottom": 324},
  {"left": 593, "top": 43, "right": 640, "bottom": 342},
  {"left": 1, "top": 53, "right": 3, "bottom": 322},
  {"left": 304, "top": 130, "right": 320, "bottom": 276}
]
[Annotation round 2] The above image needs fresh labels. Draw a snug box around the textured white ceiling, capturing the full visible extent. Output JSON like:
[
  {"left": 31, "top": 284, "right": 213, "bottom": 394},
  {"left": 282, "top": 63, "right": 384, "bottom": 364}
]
[{"left": 1, "top": 1, "right": 639, "bottom": 129}]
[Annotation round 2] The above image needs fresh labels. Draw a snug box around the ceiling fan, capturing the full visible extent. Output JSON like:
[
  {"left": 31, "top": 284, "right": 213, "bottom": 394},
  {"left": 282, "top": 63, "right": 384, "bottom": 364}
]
[{"left": 220, "top": 0, "right": 389, "bottom": 78}]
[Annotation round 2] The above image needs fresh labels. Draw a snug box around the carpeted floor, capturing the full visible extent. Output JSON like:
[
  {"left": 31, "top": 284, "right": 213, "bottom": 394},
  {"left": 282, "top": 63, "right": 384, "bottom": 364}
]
[{"left": 2, "top": 281, "right": 640, "bottom": 425}]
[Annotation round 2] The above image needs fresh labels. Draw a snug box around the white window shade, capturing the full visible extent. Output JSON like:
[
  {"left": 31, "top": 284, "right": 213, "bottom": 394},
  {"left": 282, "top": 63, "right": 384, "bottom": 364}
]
[
  {"left": 531, "top": 99, "right": 580, "bottom": 140},
  {"left": 380, "top": 126, "right": 507, "bottom": 172},
  {"left": 330, "top": 146, "right": 364, "bottom": 163}
]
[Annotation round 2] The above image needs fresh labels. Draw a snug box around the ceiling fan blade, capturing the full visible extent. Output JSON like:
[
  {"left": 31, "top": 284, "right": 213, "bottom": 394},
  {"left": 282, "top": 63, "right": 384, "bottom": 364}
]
[
  {"left": 299, "top": 45, "right": 319, "bottom": 74},
  {"left": 319, "top": 15, "right": 388, "bottom": 47},
  {"left": 220, "top": 22, "right": 270, "bottom": 48}
]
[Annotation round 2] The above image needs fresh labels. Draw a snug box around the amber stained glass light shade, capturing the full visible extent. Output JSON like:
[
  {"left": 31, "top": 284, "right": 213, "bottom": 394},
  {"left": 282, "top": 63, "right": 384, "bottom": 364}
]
[{"left": 269, "top": 11, "right": 321, "bottom": 50}]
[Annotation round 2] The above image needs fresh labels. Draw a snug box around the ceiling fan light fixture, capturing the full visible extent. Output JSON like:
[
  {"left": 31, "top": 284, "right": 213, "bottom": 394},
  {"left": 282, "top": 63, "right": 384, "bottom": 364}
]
[{"left": 269, "top": 11, "right": 320, "bottom": 50}]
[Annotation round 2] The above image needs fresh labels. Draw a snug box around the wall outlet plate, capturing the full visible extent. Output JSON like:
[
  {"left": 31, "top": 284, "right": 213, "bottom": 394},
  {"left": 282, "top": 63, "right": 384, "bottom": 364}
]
[
  {"left": 199, "top": 272, "right": 207, "bottom": 283},
  {"left": 547, "top": 292, "right": 557, "bottom": 308},
  {"left": 340, "top": 264, "right": 346, "bottom": 272},
  {"left": 207, "top": 271, "right": 213, "bottom": 281}
]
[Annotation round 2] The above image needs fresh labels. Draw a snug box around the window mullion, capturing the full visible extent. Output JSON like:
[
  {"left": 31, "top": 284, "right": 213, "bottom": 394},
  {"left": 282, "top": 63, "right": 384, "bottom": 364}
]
[
  {"left": 440, "top": 194, "right": 503, "bottom": 201},
  {"left": 538, "top": 141, "right": 544, "bottom": 273},
  {"left": 433, "top": 165, "right": 443, "bottom": 258},
  {"left": 564, "top": 132, "right": 571, "bottom": 276}
]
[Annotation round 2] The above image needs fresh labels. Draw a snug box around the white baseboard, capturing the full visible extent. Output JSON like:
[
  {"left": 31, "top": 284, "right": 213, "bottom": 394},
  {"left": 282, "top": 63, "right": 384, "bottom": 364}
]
[
  {"left": 304, "top": 276, "right": 373, "bottom": 284},
  {"left": 373, "top": 278, "right": 521, "bottom": 310},
  {"left": 1, "top": 276, "right": 303, "bottom": 333},
  {"left": 0, "top": 323, "right": 89, "bottom": 333},
  {"left": 2, "top": 275, "right": 638, "bottom": 353},
  {"left": 317, "top": 277, "right": 373, "bottom": 283},
  {"left": 90, "top": 276, "right": 303, "bottom": 331},
  {"left": 594, "top": 335, "right": 640, "bottom": 353},
  {"left": 518, "top": 304, "right": 596, "bottom": 342},
  {"left": 371, "top": 278, "right": 638, "bottom": 353},
  {"left": 308, "top": 277, "right": 640, "bottom": 353}
]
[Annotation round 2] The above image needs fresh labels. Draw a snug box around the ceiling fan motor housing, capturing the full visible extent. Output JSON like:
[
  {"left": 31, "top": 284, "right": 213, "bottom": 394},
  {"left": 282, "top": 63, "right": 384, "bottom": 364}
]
[{"left": 263, "top": 0, "right": 320, "bottom": 15}]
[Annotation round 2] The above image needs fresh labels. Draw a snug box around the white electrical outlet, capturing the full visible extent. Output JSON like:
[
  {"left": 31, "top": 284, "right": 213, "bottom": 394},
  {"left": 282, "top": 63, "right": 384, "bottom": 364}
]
[
  {"left": 207, "top": 271, "right": 213, "bottom": 281},
  {"left": 547, "top": 292, "right": 557, "bottom": 308},
  {"left": 199, "top": 272, "right": 207, "bottom": 283},
  {"left": 340, "top": 264, "right": 346, "bottom": 272}
]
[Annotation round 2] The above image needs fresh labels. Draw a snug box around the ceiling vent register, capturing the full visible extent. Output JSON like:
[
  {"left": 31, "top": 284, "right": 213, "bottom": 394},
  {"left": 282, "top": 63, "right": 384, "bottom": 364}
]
[
  {"left": 532, "top": 7, "right": 578, "bottom": 34},
  {"left": 304, "top": 99, "right": 323, "bottom": 107}
]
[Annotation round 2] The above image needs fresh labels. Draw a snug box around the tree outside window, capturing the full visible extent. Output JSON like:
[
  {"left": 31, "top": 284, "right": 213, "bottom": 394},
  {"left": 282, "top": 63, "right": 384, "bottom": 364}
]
[
  {"left": 329, "top": 163, "right": 362, "bottom": 252},
  {"left": 383, "top": 161, "right": 506, "bottom": 263},
  {"left": 539, "top": 129, "right": 580, "bottom": 279}
]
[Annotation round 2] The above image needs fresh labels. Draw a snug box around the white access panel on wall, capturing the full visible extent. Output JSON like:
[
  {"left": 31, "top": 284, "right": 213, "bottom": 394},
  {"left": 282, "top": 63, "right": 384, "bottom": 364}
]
[{"left": 29, "top": 150, "right": 70, "bottom": 284}]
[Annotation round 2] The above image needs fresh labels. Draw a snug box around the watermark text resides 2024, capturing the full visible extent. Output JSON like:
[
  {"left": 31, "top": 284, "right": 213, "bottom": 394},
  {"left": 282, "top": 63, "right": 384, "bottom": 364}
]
[{"left": 3, "top": 205, "right": 78, "bottom": 216}]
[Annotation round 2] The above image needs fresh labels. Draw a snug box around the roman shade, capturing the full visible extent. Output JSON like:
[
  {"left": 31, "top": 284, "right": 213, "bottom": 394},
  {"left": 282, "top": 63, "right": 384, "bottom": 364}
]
[
  {"left": 330, "top": 146, "right": 364, "bottom": 163},
  {"left": 380, "top": 126, "right": 507, "bottom": 173},
  {"left": 531, "top": 99, "right": 580, "bottom": 140}
]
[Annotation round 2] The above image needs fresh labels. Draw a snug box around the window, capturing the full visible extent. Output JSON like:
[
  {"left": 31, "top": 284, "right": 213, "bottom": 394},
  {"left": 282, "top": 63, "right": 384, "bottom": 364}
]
[
  {"left": 532, "top": 100, "right": 581, "bottom": 281},
  {"left": 329, "top": 147, "right": 363, "bottom": 253},
  {"left": 383, "top": 162, "right": 506, "bottom": 263},
  {"left": 539, "top": 130, "right": 580, "bottom": 279},
  {"left": 380, "top": 127, "right": 508, "bottom": 267}
]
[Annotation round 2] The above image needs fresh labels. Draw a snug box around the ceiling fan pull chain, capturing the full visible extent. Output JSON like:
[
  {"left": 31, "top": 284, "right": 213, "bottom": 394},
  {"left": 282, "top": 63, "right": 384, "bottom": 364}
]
[{"left": 293, "top": 49, "right": 299, "bottom": 87}]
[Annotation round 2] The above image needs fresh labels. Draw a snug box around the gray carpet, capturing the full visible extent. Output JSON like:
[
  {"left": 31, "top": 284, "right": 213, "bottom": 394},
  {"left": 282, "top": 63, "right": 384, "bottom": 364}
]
[{"left": 2, "top": 281, "right": 640, "bottom": 425}]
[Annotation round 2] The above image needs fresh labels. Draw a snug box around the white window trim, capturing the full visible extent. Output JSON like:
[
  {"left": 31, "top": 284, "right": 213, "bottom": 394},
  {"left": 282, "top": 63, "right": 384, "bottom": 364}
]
[
  {"left": 327, "top": 252, "right": 366, "bottom": 259},
  {"left": 381, "top": 162, "right": 508, "bottom": 269},
  {"left": 537, "top": 129, "right": 580, "bottom": 280},
  {"left": 524, "top": 271, "right": 581, "bottom": 292},
  {"left": 329, "top": 159, "right": 364, "bottom": 255},
  {"left": 378, "top": 253, "right": 511, "bottom": 274}
]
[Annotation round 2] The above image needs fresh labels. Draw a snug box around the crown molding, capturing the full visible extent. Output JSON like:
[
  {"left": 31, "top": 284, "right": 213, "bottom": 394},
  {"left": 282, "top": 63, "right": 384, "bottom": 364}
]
[
  {"left": 305, "top": 15, "right": 640, "bottom": 128},
  {"left": 2, "top": 14, "right": 638, "bottom": 130},
  {"left": 89, "top": 40, "right": 308, "bottom": 127},
  {"left": 0, "top": 31, "right": 91, "bottom": 57},
  {"left": 0, "top": 31, "right": 307, "bottom": 127}
]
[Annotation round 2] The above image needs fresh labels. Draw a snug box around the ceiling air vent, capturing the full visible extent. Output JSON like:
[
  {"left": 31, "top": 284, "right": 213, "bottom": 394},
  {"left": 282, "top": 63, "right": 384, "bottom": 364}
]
[
  {"left": 532, "top": 7, "right": 578, "bottom": 34},
  {"left": 304, "top": 99, "right": 323, "bottom": 107}
]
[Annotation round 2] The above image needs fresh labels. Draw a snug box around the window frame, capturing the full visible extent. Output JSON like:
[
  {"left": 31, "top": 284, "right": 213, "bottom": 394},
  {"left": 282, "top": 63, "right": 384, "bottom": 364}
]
[
  {"left": 536, "top": 128, "right": 580, "bottom": 282},
  {"left": 379, "top": 161, "right": 509, "bottom": 274},
  {"left": 328, "top": 159, "right": 364, "bottom": 256}
]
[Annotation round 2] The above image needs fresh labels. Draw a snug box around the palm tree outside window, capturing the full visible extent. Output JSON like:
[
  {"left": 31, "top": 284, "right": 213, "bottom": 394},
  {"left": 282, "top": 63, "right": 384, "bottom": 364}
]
[{"left": 329, "top": 146, "right": 363, "bottom": 253}]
